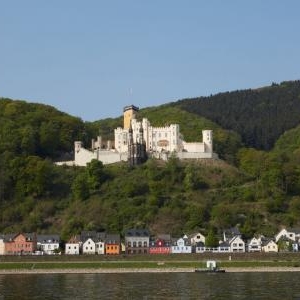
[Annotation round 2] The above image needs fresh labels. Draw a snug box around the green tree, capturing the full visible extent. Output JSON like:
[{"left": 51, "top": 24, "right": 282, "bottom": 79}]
[
  {"left": 72, "top": 172, "right": 90, "bottom": 200},
  {"left": 86, "top": 159, "right": 105, "bottom": 191},
  {"left": 205, "top": 229, "right": 219, "bottom": 247}
]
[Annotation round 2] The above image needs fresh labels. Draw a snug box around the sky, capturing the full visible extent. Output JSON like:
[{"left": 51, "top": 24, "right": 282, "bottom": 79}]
[{"left": 1, "top": 1, "right": 300, "bottom": 121}]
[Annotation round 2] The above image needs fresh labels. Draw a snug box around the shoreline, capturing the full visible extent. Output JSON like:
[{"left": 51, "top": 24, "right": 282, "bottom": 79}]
[{"left": 1, "top": 267, "right": 300, "bottom": 274}]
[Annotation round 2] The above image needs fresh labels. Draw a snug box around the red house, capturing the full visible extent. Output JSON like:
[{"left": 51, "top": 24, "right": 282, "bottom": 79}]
[
  {"left": 149, "top": 234, "right": 171, "bottom": 254},
  {"left": 5, "top": 233, "right": 37, "bottom": 255}
]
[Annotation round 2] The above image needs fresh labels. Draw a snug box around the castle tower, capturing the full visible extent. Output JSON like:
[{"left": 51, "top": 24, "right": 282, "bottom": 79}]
[
  {"left": 202, "top": 130, "right": 213, "bottom": 153},
  {"left": 123, "top": 105, "right": 139, "bottom": 130},
  {"left": 74, "top": 141, "right": 82, "bottom": 152},
  {"left": 128, "top": 120, "right": 147, "bottom": 166}
]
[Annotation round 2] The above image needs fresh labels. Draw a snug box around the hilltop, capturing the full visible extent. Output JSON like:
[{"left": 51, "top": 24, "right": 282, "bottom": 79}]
[{"left": 1, "top": 79, "right": 300, "bottom": 239}]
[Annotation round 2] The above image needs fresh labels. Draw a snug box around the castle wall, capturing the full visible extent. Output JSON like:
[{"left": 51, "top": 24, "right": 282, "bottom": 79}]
[
  {"left": 56, "top": 105, "right": 217, "bottom": 167},
  {"left": 182, "top": 142, "right": 205, "bottom": 153}
]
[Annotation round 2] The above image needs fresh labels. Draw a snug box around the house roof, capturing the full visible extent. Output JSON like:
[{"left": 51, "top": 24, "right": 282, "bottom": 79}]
[
  {"left": 80, "top": 231, "right": 106, "bottom": 242},
  {"left": 229, "top": 235, "right": 244, "bottom": 244},
  {"left": 261, "top": 238, "right": 276, "bottom": 247},
  {"left": 219, "top": 241, "right": 230, "bottom": 247},
  {"left": 67, "top": 235, "right": 80, "bottom": 244},
  {"left": 188, "top": 232, "right": 205, "bottom": 239},
  {"left": 195, "top": 241, "right": 205, "bottom": 247},
  {"left": 105, "top": 234, "right": 120, "bottom": 244},
  {"left": 155, "top": 234, "right": 171, "bottom": 241},
  {"left": 288, "top": 228, "right": 300, "bottom": 234},
  {"left": 224, "top": 227, "right": 241, "bottom": 239},
  {"left": 125, "top": 229, "right": 150, "bottom": 237},
  {"left": 3, "top": 233, "right": 36, "bottom": 242},
  {"left": 37, "top": 234, "right": 60, "bottom": 243}
]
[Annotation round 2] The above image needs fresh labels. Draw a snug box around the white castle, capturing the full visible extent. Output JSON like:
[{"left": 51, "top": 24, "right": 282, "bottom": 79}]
[{"left": 56, "top": 105, "right": 218, "bottom": 167}]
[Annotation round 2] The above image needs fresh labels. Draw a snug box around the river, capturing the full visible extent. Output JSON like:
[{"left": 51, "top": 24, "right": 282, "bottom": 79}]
[{"left": 1, "top": 272, "right": 300, "bottom": 299}]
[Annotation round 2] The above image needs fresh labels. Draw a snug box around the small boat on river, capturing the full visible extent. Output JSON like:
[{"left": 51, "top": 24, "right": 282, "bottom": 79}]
[{"left": 195, "top": 260, "right": 226, "bottom": 273}]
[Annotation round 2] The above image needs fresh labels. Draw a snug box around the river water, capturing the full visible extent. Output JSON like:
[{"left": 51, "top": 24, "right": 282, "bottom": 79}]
[{"left": 1, "top": 272, "right": 300, "bottom": 299}]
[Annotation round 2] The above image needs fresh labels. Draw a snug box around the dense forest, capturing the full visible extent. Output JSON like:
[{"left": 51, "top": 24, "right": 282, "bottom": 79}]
[
  {"left": 172, "top": 80, "right": 300, "bottom": 150},
  {"left": 1, "top": 80, "right": 300, "bottom": 241}
]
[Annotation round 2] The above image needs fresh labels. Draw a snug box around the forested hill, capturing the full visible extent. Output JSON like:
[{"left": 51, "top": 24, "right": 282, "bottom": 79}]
[
  {"left": 172, "top": 80, "right": 300, "bottom": 150},
  {"left": 0, "top": 98, "right": 87, "bottom": 159},
  {"left": 2, "top": 82, "right": 300, "bottom": 240}
]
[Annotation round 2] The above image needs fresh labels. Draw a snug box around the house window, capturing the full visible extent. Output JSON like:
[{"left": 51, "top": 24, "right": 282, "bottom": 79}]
[
  {"left": 133, "top": 241, "right": 137, "bottom": 247},
  {"left": 144, "top": 241, "right": 147, "bottom": 247},
  {"left": 138, "top": 241, "right": 142, "bottom": 247},
  {"left": 127, "top": 242, "right": 131, "bottom": 247}
]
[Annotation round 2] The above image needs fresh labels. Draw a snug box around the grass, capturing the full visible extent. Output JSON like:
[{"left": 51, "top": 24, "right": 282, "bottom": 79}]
[{"left": 1, "top": 255, "right": 300, "bottom": 270}]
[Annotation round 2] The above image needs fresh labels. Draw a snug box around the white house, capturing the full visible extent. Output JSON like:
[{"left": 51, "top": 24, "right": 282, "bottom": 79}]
[
  {"left": 248, "top": 237, "right": 262, "bottom": 252},
  {"left": 275, "top": 228, "right": 300, "bottom": 243},
  {"left": 195, "top": 242, "right": 206, "bottom": 253},
  {"left": 229, "top": 236, "right": 245, "bottom": 252},
  {"left": 189, "top": 232, "right": 206, "bottom": 246},
  {"left": 217, "top": 241, "right": 231, "bottom": 253},
  {"left": 171, "top": 236, "right": 192, "bottom": 254},
  {"left": 82, "top": 238, "right": 96, "bottom": 255},
  {"left": 37, "top": 234, "right": 60, "bottom": 255},
  {"left": 65, "top": 236, "right": 80, "bottom": 255},
  {"left": 0, "top": 235, "right": 5, "bottom": 255},
  {"left": 96, "top": 240, "right": 105, "bottom": 255},
  {"left": 261, "top": 239, "right": 278, "bottom": 253}
]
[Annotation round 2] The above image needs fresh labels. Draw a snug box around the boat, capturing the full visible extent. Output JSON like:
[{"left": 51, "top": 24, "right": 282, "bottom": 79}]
[
  {"left": 194, "top": 267, "right": 226, "bottom": 273},
  {"left": 195, "top": 260, "right": 226, "bottom": 273}
]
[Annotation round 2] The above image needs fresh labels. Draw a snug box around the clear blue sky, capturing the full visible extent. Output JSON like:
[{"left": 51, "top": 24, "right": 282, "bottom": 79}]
[{"left": 1, "top": 1, "right": 299, "bottom": 121}]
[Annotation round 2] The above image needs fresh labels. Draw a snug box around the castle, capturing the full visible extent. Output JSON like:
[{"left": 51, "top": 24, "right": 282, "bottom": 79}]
[{"left": 56, "top": 105, "right": 218, "bottom": 167}]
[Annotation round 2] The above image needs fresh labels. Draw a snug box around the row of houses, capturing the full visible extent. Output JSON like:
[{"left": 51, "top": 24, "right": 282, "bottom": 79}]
[{"left": 1, "top": 228, "right": 300, "bottom": 256}]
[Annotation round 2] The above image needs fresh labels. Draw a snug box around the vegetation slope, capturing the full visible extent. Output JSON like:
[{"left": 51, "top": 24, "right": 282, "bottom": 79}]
[{"left": 1, "top": 80, "right": 300, "bottom": 243}]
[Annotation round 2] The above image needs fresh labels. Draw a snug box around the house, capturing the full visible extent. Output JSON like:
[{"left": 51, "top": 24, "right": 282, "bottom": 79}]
[
  {"left": 247, "top": 237, "right": 262, "bottom": 252},
  {"left": 223, "top": 227, "right": 242, "bottom": 242},
  {"left": 195, "top": 241, "right": 206, "bottom": 253},
  {"left": 171, "top": 235, "right": 192, "bottom": 254},
  {"left": 37, "top": 234, "right": 60, "bottom": 255},
  {"left": 229, "top": 236, "right": 245, "bottom": 252},
  {"left": 276, "top": 236, "right": 294, "bottom": 252},
  {"left": 275, "top": 228, "right": 300, "bottom": 243},
  {"left": 82, "top": 237, "right": 96, "bottom": 255},
  {"left": 261, "top": 239, "right": 278, "bottom": 252},
  {"left": 65, "top": 235, "right": 80, "bottom": 255},
  {"left": 125, "top": 229, "right": 150, "bottom": 254},
  {"left": 275, "top": 228, "right": 300, "bottom": 251},
  {"left": 95, "top": 233, "right": 106, "bottom": 255},
  {"left": 216, "top": 241, "right": 231, "bottom": 253},
  {"left": 105, "top": 234, "right": 121, "bottom": 255},
  {"left": 80, "top": 231, "right": 106, "bottom": 255},
  {"left": 0, "top": 234, "right": 5, "bottom": 255},
  {"left": 4, "top": 233, "right": 37, "bottom": 255},
  {"left": 189, "top": 232, "right": 206, "bottom": 246},
  {"left": 149, "top": 234, "right": 171, "bottom": 254}
]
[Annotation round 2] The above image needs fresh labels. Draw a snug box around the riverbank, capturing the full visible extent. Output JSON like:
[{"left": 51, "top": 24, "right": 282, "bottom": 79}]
[{"left": 1, "top": 266, "right": 300, "bottom": 274}]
